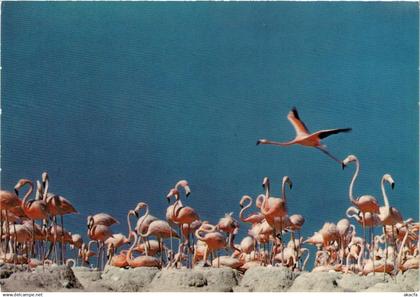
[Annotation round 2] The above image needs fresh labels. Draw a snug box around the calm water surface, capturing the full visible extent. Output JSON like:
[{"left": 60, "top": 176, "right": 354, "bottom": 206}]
[{"left": 2, "top": 2, "right": 418, "bottom": 265}]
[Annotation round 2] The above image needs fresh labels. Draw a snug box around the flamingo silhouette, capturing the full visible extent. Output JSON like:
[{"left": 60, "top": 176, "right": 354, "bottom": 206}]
[{"left": 257, "top": 107, "right": 351, "bottom": 164}]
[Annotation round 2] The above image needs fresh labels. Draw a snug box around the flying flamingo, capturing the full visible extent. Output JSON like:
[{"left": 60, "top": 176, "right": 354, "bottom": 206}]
[
  {"left": 257, "top": 107, "right": 351, "bottom": 164},
  {"left": 126, "top": 232, "right": 161, "bottom": 268}
]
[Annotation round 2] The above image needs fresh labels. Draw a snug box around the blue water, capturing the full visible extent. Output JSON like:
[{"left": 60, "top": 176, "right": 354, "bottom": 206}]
[{"left": 2, "top": 2, "right": 418, "bottom": 266}]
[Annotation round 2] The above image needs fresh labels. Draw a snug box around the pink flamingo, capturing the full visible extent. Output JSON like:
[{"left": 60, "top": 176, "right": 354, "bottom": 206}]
[
  {"left": 137, "top": 202, "right": 179, "bottom": 262},
  {"left": 87, "top": 217, "right": 114, "bottom": 270},
  {"left": 257, "top": 107, "right": 351, "bottom": 164},
  {"left": 126, "top": 232, "right": 161, "bottom": 268},
  {"left": 166, "top": 186, "right": 199, "bottom": 256},
  {"left": 377, "top": 174, "right": 403, "bottom": 276},
  {"left": 15, "top": 179, "right": 49, "bottom": 261},
  {"left": 41, "top": 172, "right": 78, "bottom": 264},
  {"left": 195, "top": 223, "right": 226, "bottom": 267},
  {"left": 343, "top": 154, "right": 380, "bottom": 255}
]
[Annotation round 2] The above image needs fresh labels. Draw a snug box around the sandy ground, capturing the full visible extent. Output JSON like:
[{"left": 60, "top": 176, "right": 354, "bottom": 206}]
[{"left": 0, "top": 264, "right": 418, "bottom": 292}]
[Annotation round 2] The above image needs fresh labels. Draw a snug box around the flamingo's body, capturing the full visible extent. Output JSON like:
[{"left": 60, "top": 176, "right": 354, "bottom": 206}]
[
  {"left": 126, "top": 232, "right": 161, "bottom": 268},
  {"left": 257, "top": 107, "right": 351, "bottom": 164}
]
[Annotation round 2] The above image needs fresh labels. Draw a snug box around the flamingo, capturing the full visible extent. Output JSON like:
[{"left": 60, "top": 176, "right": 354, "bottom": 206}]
[
  {"left": 41, "top": 172, "right": 78, "bottom": 264},
  {"left": 377, "top": 174, "right": 403, "bottom": 276},
  {"left": 166, "top": 186, "right": 199, "bottom": 262},
  {"left": 15, "top": 179, "right": 49, "bottom": 261},
  {"left": 105, "top": 233, "right": 130, "bottom": 255},
  {"left": 343, "top": 154, "right": 380, "bottom": 259},
  {"left": 257, "top": 107, "right": 351, "bottom": 164},
  {"left": 0, "top": 189, "right": 23, "bottom": 260},
  {"left": 137, "top": 202, "right": 179, "bottom": 262},
  {"left": 195, "top": 223, "right": 226, "bottom": 267},
  {"left": 216, "top": 212, "right": 240, "bottom": 252},
  {"left": 108, "top": 248, "right": 129, "bottom": 268},
  {"left": 261, "top": 176, "right": 292, "bottom": 263},
  {"left": 126, "top": 232, "right": 161, "bottom": 268},
  {"left": 87, "top": 213, "right": 119, "bottom": 228},
  {"left": 87, "top": 218, "right": 114, "bottom": 270}
]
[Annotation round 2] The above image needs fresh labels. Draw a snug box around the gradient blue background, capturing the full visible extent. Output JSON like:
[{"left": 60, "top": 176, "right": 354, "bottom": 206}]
[{"left": 2, "top": 2, "right": 418, "bottom": 264}]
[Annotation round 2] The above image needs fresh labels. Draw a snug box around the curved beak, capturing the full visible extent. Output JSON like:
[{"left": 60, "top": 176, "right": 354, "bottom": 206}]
[
  {"left": 14, "top": 189, "right": 19, "bottom": 196},
  {"left": 134, "top": 211, "right": 139, "bottom": 218},
  {"left": 341, "top": 162, "right": 346, "bottom": 170},
  {"left": 289, "top": 182, "right": 293, "bottom": 190},
  {"left": 391, "top": 182, "right": 395, "bottom": 190},
  {"left": 256, "top": 140, "right": 261, "bottom": 146},
  {"left": 240, "top": 204, "right": 243, "bottom": 209},
  {"left": 166, "top": 197, "right": 171, "bottom": 204}
]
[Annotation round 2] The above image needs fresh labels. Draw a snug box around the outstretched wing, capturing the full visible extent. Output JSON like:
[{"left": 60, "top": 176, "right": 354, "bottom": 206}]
[
  {"left": 316, "top": 128, "right": 352, "bottom": 139},
  {"left": 287, "top": 107, "right": 310, "bottom": 136}
]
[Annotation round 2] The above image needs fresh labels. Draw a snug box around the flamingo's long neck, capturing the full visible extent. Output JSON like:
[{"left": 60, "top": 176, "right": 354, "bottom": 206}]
[
  {"left": 43, "top": 176, "right": 49, "bottom": 201},
  {"left": 127, "top": 211, "right": 133, "bottom": 236},
  {"left": 21, "top": 181, "right": 34, "bottom": 208},
  {"left": 172, "top": 193, "right": 181, "bottom": 219},
  {"left": 381, "top": 176, "right": 390, "bottom": 209},
  {"left": 239, "top": 197, "right": 252, "bottom": 222},
  {"left": 357, "top": 243, "right": 365, "bottom": 271},
  {"left": 138, "top": 205, "right": 150, "bottom": 237},
  {"left": 397, "top": 229, "right": 409, "bottom": 268},
  {"left": 345, "top": 207, "right": 361, "bottom": 223},
  {"left": 349, "top": 159, "right": 359, "bottom": 205},
  {"left": 281, "top": 178, "right": 288, "bottom": 205},
  {"left": 127, "top": 232, "right": 137, "bottom": 265},
  {"left": 262, "top": 180, "right": 270, "bottom": 214}
]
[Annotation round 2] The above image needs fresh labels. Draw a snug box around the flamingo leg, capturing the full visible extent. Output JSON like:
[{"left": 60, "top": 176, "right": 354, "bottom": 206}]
[
  {"left": 315, "top": 146, "right": 343, "bottom": 165},
  {"left": 61, "top": 215, "right": 65, "bottom": 264},
  {"left": 383, "top": 226, "right": 387, "bottom": 280}
]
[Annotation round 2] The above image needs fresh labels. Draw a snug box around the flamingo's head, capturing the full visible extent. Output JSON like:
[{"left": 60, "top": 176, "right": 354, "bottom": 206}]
[
  {"left": 87, "top": 216, "right": 94, "bottom": 229},
  {"left": 239, "top": 195, "right": 251, "bottom": 208},
  {"left": 41, "top": 171, "right": 48, "bottom": 184},
  {"left": 256, "top": 139, "right": 268, "bottom": 145},
  {"left": 166, "top": 188, "right": 179, "bottom": 203},
  {"left": 383, "top": 174, "right": 395, "bottom": 189},
  {"left": 283, "top": 176, "right": 293, "bottom": 190},
  {"left": 262, "top": 177, "right": 269, "bottom": 188},
  {"left": 176, "top": 180, "right": 191, "bottom": 197},
  {"left": 129, "top": 209, "right": 138, "bottom": 219},
  {"left": 342, "top": 155, "right": 357, "bottom": 169},
  {"left": 14, "top": 179, "right": 32, "bottom": 194},
  {"left": 134, "top": 202, "right": 147, "bottom": 214}
]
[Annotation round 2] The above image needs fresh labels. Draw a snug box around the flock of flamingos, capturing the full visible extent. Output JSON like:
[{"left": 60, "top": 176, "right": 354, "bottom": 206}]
[{"left": 0, "top": 108, "right": 419, "bottom": 278}]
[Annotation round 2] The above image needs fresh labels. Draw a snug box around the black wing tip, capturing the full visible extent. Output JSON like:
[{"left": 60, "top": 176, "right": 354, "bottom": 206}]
[{"left": 290, "top": 106, "right": 301, "bottom": 120}]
